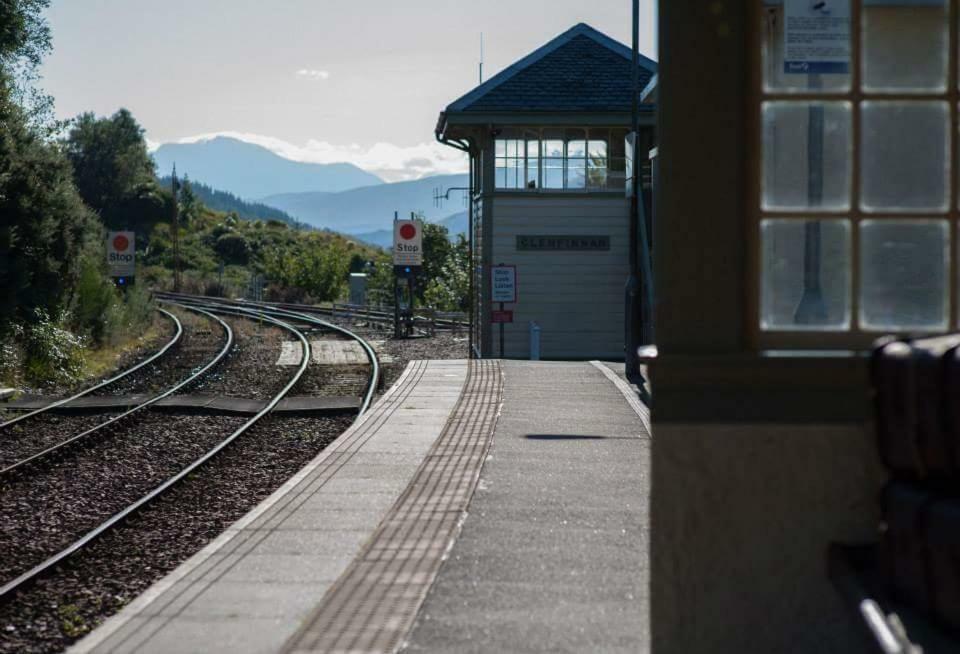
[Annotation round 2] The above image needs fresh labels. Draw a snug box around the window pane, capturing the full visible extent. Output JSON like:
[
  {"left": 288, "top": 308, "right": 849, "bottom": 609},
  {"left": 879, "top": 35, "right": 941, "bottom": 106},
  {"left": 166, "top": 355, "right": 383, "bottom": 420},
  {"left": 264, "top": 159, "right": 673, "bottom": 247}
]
[
  {"left": 862, "top": 0, "right": 947, "bottom": 92},
  {"left": 495, "top": 140, "right": 506, "bottom": 157},
  {"left": 526, "top": 139, "right": 540, "bottom": 158},
  {"left": 588, "top": 139, "right": 608, "bottom": 159},
  {"left": 526, "top": 162, "right": 538, "bottom": 189},
  {"left": 567, "top": 158, "right": 586, "bottom": 189},
  {"left": 860, "top": 220, "right": 948, "bottom": 331},
  {"left": 587, "top": 159, "right": 608, "bottom": 189},
  {"left": 544, "top": 140, "right": 564, "bottom": 158},
  {"left": 762, "top": 101, "right": 852, "bottom": 211},
  {"left": 861, "top": 101, "right": 949, "bottom": 213},
  {"left": 761, "top": 219, "right": 851, "bottom": 330},
  {"left": 495, "top": 163, "right": 507, "bottom": 189},
  {"left": 761, "top": 1, "right": 851, "bottom": 93},
  {"left": 543, "top": 158, "right": 564, "bottom": 189}
]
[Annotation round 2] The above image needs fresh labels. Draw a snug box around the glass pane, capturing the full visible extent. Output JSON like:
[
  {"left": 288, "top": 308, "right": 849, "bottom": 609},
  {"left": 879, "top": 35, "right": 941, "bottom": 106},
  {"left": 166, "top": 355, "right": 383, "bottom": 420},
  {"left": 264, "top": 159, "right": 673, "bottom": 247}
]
[
  {"left": 567, "top": 158, "right": 586, "bottom": 189},
  {"left": 566, "top": 128, "right": 587, "bottom": 158},
  {"left": 761, "top": 219, "right": 851, "bottom": 330},
  {"left": 587, "top": 160, "right": 608, "bottom": 189},
  {"left": 544, "top": 140, "right": 564, "bottom": 158},
  {"left": 862, "top": 0, "right": 947, "bottom": 93},
  {"left": 588, "top": 139, "right": 608, "bottom": 159},
  {"left": 860, "top": 220, "right": 948, "bottom": 331},
  {"left": 495, "top": 163, "right": 507, "bottom": 189},
  {"left": 543, "top": 158, "right": 564, "bottom": 189},
  {"left": 761, "top": 1, "right": 852, "bottom": 93},
  {"left": 861, "top": 101, "right": 949, "bottom": 213},
  {"left": 762, "top": 101, "right": 852, "bottom": 211},
  {"left": 526, "top": 162, "right": 538, "bottom": 189},
  {"left": 495, "top": 140, "right": 506, "bottom": 157},
  {"left": 526, "top": 139, "right": 540, "bottom": 158}
]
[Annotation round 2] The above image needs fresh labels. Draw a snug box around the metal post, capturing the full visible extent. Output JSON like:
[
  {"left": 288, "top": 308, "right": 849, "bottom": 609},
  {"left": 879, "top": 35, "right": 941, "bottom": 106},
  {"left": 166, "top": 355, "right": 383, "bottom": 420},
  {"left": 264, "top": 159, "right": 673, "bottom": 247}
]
[
  {"left": 171, "top": 166, "right": 181, "bottom": 293},
  {"left": 499, "top": 302, "right": 505, "bottom": 358},
  {"left": 624, "top": 0, "right": 643, "bottom": 376},
  {"left": 794, "top": 75, "right": 827, "bottom": 324}
]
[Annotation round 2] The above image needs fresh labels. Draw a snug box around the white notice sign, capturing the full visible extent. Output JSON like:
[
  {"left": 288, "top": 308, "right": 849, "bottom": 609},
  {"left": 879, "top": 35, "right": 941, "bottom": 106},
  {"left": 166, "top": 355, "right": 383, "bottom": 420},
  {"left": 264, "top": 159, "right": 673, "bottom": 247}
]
[
  {"left": 491, "top": 265, "right": 517, "bottom": 304},
  {"left": 393, "top": 220, "right": 423, "bottom": 267},
  {"left": 784, "top": 0, "right": 850, "bottom": 75},
  {"left": 107, "top": 231, "right": 135, "bottom": 277}
]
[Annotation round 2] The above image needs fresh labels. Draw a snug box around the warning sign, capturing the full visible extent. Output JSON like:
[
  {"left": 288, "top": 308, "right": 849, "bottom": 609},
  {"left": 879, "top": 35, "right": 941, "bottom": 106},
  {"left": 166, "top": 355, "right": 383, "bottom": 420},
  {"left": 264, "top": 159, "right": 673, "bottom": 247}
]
[
  {"left": 784, "top": 0, "right": 850, "bottom": 75},
  {"left": 107, "top": 231, "right": 135, "bottom": 277},
  {"left": 393, "top": 220, "right": 423, "bottom": 267}
]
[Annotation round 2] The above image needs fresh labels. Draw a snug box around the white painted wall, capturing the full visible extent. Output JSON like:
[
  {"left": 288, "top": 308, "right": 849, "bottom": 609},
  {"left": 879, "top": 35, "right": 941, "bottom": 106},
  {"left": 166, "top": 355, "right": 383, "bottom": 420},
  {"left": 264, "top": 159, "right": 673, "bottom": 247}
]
[{"left": 488, "top": 194, "right": 631, "bottom": 359}]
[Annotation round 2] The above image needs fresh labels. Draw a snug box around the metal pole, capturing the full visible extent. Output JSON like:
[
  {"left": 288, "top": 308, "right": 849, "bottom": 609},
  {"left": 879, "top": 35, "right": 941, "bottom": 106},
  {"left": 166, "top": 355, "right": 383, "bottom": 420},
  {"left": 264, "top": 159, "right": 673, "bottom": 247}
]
[
  {"left": 171, "top": 166, "right": 181, "bottom": 293},
  {"left": 499, "top": 302, "right": 505, "bottom": 358},
  {"left": 793, "top": 75, "right": 827, "bottom": 324},
  {"left": 624, "top": 0, "right": 643, "bottom": 376}
]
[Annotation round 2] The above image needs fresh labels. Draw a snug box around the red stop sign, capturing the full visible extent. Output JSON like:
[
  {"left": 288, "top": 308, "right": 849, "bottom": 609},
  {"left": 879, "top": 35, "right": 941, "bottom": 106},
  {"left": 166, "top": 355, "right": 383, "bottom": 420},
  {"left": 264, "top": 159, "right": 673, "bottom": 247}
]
[
  {"left": 399, "top": 223, "right": 417, "bottom": 240},
  {"left": 113, "top": 234, "right": 130, "bottom": 251}
]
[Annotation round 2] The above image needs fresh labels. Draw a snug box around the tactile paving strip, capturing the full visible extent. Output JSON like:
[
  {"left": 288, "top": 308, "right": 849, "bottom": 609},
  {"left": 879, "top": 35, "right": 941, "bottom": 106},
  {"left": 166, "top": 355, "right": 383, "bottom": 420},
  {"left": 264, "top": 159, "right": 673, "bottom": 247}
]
[{"left": 281, "top": 359, "right": 502, "bottom": 654}]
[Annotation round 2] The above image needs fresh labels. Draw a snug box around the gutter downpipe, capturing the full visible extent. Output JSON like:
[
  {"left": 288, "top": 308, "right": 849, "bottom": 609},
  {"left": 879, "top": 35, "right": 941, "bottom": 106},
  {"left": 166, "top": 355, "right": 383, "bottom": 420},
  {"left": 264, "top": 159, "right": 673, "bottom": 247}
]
[
  {"left": 625, "top": 0, "right": 643, "bottom": 377},
  {"left": 435, "top": 116, "right": 477, "bottom": 359}
]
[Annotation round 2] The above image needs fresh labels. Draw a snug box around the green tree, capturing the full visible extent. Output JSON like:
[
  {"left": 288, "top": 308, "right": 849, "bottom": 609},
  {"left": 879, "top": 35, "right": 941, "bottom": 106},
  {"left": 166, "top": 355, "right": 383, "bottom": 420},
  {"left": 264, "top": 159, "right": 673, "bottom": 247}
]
[
  {"left": 63, "top": 109, "right": 168, "bottom": 233},
  {"left": 0, "top": 0, "right": 101, "bottom": 328}
]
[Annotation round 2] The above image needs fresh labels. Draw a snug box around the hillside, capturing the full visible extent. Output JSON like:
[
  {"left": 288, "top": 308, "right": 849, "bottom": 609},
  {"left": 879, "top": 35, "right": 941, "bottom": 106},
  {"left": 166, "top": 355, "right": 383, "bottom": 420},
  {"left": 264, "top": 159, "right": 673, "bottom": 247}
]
[
  {"left": 152, "top": 136, "right": 384, "bottom": 199},
  {"left": 263, "top": 173, "right": 470, "bottom": 235},
  {"left": 355, "top": 211, "right": 468, "bottom": 248},
  {"left": 158, "top": 176, "right": 306, "bottom": 228}
]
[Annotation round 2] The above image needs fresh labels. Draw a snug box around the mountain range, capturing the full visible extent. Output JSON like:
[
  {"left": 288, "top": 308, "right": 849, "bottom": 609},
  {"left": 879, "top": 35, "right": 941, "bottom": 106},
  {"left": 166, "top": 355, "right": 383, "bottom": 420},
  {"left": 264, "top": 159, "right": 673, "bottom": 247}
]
[
  {"left": 151, "top": 136, "right": 470, "bottom": 245},
  {"left": 263, "top": 173, "right": 470, "bottom": 235},
  {"left": 153, "top": 136, "right": 383, "bottom": 199}
]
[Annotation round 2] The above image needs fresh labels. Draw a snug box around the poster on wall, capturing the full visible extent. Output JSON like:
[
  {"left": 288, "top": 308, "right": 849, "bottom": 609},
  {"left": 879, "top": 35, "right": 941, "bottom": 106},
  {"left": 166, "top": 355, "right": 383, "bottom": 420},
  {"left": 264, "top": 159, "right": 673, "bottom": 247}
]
[{"left": 783, "top": 0, "right": 850, "bottom": 75}]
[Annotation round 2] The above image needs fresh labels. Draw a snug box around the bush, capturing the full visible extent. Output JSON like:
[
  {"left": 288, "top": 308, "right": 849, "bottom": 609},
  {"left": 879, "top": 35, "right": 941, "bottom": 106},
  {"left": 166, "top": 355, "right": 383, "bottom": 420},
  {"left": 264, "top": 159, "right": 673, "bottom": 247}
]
[{"left": 21, "top": 309, "right": 87, "bottom": 387}]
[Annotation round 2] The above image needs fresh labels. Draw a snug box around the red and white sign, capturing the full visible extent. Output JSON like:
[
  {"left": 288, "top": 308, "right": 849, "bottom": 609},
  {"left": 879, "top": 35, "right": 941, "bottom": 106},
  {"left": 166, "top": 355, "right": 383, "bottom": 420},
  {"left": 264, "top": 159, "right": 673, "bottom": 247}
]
[
  {"left": 393, "top": 220, "right": 423, "bottom": 267},
  {"left": 107, "top": 231, "right": 135, "bottom": 277},
  {"left": 491, "top": 310, "right": 514, "bottom": 324},
  {"left": 491, "top": 265, "right": 517, "bottom": 303}
]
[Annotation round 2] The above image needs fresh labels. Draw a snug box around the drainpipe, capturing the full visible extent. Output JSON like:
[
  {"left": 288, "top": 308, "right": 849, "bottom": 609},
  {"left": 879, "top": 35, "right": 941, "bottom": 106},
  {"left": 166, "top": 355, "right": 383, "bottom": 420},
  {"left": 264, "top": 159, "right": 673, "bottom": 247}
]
[
  {"left": 625, "top": 0, "right": 643, "bottom": 377},
  {"left": 435, "top": 120, "right": 476, "bottom": 358}
]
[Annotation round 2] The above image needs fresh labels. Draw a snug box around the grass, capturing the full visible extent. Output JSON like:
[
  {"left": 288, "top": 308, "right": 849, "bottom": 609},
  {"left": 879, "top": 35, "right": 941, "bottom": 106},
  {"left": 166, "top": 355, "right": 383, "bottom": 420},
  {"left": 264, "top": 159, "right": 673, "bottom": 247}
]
[{"left": 81, "top": 317, "right": 166, "bottom": 382}]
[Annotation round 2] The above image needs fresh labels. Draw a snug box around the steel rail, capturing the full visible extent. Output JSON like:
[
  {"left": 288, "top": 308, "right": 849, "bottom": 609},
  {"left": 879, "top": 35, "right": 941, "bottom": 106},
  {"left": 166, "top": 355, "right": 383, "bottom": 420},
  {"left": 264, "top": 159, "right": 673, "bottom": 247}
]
[
  {"left": 0, "top": 306, "right": 233, "bottom": 482},
  {"left": 164, "top": 297, "right": 380, "bottom": 417},
  {"left": 0, "top": 308, "right": 184, "bottom": 431},
  {"left": 0, "top": 307, "right": 311, "bottom": 604},
  {"left": 153, "top": 291, "right": 467, "bottom": 329}
]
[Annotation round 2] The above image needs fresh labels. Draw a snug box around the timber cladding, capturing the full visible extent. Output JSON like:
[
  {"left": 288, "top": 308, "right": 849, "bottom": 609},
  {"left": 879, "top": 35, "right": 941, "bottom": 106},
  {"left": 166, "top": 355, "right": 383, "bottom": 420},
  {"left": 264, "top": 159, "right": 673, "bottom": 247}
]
[{"left": 488, "top": 195, "right": 630, "bottom": 359}]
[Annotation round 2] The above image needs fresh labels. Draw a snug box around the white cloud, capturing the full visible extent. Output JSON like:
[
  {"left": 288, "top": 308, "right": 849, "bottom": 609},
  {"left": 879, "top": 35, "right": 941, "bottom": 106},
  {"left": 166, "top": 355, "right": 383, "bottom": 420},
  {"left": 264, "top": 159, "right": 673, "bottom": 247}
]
[
  {"left": 169, "top": 132, "right": 468, "bottom": 182},
  {"left": 296, "top": 69, "right": 330, "bottom": 81}
]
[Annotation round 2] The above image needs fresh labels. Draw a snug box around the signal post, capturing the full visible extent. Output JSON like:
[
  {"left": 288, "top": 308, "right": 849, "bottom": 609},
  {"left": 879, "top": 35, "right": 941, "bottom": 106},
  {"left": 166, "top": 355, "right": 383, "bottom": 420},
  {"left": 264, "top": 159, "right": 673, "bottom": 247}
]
[{"left": 393, "top": 214, "right": 423, "bottom": 338}]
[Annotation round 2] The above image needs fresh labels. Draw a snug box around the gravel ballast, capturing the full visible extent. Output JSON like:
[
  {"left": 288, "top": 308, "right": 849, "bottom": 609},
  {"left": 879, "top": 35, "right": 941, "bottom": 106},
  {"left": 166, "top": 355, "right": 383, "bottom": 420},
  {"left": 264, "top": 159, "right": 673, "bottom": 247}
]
[{"left": 0, "top": 310, "right": 466, "bottom": 654}]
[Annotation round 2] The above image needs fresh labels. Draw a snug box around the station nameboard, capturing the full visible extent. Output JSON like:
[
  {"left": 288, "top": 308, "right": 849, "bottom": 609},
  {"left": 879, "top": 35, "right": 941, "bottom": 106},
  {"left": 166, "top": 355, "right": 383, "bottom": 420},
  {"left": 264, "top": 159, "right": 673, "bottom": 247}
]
[
  {"left": 516, "top": 235, "right": 610, "bottom": 251},
  {"left": 491, "top": 265, "right": 517, "bottom": 304},
  {"left": 107, "top": 231, "right": 135, "bottom": 277},
  {"left": 393, "top": 220, "right": 423, "bottom": 267}
]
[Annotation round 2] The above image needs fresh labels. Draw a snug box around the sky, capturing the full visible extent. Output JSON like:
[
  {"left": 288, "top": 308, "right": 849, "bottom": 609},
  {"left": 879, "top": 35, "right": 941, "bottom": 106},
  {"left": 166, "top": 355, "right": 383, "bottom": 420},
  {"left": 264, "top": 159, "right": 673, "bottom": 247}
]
[{"left": 39, "top": 0, "right": 657, "bottom": 181}]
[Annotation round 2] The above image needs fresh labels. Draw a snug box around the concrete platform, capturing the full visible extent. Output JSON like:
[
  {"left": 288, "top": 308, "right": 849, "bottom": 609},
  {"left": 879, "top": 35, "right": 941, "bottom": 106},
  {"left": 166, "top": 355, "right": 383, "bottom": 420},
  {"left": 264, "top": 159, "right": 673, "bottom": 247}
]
[{"left": 71, "top": 359, "right": 650, "bottom": 654}]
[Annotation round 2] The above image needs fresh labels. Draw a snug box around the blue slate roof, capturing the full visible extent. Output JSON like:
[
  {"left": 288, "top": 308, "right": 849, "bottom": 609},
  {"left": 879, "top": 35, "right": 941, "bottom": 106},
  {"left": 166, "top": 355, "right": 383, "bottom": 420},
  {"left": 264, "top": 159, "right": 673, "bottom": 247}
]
[{"left": 445, "top": 23, "right": 657, "bottom": 115}]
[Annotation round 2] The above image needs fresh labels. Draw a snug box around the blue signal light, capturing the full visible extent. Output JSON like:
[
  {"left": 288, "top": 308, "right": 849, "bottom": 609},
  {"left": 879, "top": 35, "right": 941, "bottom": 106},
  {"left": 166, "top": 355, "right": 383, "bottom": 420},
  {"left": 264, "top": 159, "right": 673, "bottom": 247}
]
[
  {"left": 404, "top": 267, "right": 411, "bottom": 274},
  {"left": 118, "top": 277, "right": 126, "bottom": 285}
]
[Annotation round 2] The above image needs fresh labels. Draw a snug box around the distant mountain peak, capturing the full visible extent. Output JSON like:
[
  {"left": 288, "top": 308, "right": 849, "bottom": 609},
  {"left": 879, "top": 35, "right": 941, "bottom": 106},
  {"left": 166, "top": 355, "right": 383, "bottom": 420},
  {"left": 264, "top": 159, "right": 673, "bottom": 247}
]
[{"left": 152, "top": 136, "right": 383, "bottom": 199}]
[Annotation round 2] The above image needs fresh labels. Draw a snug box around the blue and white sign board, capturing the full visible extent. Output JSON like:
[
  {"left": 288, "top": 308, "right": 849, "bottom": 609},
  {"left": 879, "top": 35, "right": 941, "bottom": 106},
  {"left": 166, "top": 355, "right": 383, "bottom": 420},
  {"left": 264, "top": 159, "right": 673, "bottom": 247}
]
[
  {"left": 784, "top": 0, "right": 850, "bottom": 75},
  {"left": 491, "top": 265, "right": 517, "bottom": 304}
]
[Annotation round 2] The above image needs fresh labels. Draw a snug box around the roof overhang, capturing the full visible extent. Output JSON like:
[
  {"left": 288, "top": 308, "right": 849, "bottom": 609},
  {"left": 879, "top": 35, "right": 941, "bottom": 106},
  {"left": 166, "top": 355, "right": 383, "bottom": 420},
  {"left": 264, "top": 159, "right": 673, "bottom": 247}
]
[{"left": 437, "top": 109, "right": 656, "bottom": 143}]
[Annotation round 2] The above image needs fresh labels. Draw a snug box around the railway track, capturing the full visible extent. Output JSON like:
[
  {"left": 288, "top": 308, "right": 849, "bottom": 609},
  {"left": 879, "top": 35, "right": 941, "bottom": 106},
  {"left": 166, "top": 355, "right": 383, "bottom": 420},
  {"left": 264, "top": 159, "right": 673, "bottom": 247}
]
[
  {"left": 0, "top": 302, "right": 381, "bottom": 607},
  {"left": 0, "top": 306, "right": 233, "bottom": 481},
  {"left": 155, "top": 290, "right": 468, "bottom": 331},
  {"left": 0, "top": 308, "right": 183, "bottom": 431}
]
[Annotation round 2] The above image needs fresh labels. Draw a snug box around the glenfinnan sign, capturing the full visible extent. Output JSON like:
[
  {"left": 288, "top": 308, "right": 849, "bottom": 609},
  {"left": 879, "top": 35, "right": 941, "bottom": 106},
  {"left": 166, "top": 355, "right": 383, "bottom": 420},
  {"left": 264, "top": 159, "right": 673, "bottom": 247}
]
[{"left": 516, "top": 235, "right": 610, "bottom": 251}]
